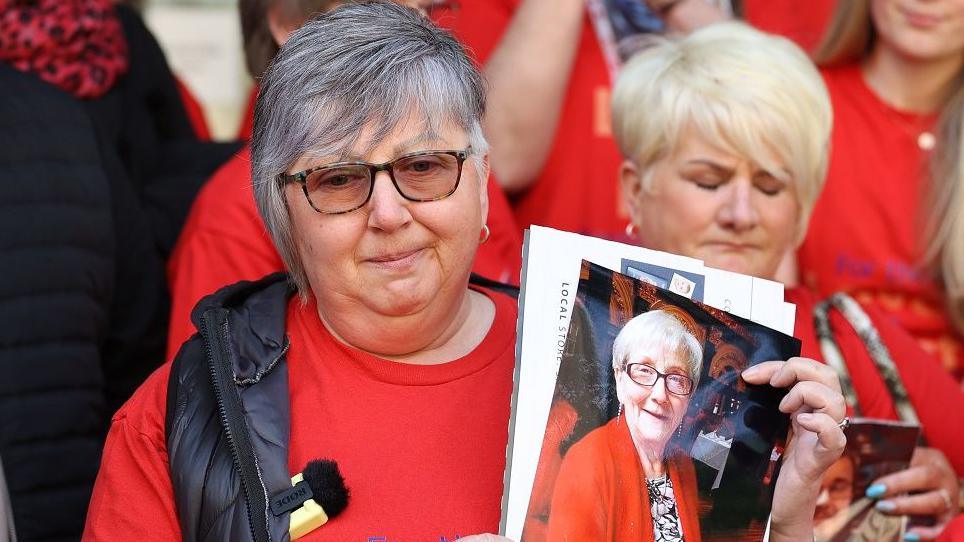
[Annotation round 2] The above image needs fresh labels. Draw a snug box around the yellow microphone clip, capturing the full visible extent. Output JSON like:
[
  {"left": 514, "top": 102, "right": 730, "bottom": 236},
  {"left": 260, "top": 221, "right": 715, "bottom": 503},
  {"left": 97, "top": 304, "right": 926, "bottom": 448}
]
[{"left": 288, "top": 472, "right": 329, "bottom": 540}]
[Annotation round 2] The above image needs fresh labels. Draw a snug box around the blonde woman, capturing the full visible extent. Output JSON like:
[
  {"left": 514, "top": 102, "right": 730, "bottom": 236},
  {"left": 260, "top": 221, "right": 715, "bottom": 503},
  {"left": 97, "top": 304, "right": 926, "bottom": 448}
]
[
  {"left": 611, "top": 22, "right": 963, "bottom": 540},
  {"left": 797, "top": 0, "right": 964, "bottom": 386}
]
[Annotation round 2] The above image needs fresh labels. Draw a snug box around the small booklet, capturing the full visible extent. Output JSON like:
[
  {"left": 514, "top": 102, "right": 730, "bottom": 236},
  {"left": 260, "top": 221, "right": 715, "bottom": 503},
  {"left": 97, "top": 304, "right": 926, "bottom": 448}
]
[
  {"left": 506, "top": 260, "right": 800, "bottom": 541},
  {"left": 814, "top": 419, "right": 921, "bottom": 542}
]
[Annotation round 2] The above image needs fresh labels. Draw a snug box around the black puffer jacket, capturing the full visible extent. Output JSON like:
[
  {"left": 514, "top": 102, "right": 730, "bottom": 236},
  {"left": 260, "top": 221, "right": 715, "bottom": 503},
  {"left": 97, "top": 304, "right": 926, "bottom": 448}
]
[
  {"left": 86, "top": 5, "right": 243, "bottom": 257},
  {"left": 0, "top": 64, "right": 168, "bottom": 542},
  {"left": 166, "top": 273, "right": 295, "bottom": 542}
]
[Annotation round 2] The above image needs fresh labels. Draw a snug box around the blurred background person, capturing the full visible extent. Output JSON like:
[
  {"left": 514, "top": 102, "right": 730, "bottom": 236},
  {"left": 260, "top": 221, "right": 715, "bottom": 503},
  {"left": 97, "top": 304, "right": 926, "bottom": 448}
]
[
  {"left": 0, "top": 42, "right": 167, "bottom": 542},
  {"left": 482, "top": 0, "right": 835, "bottom": 242},
  {"left": 97, "top": 1, "right": 243, "bottom": 257},
  {"left": 165, "top": 0, "right": 523, "bottom": 357},
  {"left": 610, "top": 22, "right": 963, "bottom": 540},
  {"left": 797, "top": 0, "right": 964, "bottom": 385}
]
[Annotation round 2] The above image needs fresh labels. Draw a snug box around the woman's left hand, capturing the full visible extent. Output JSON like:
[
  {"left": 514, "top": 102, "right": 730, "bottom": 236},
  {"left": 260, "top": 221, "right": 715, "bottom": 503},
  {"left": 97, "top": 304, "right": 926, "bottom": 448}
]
[
  {"left": 742, "top": 357, "right": 848, "bottom": 542},
  {"left": 866, "top": 447, "right": 960, "bottom": 541}
]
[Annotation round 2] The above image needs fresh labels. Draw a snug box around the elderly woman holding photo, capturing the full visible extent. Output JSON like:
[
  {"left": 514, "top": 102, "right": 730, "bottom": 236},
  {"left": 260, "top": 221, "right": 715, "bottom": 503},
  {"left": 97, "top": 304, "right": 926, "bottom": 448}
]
[
  {"left": 612, "top": 22, "right": 963, "bottom": 541},
  {"left": 84, "top": 4, "right": 849, "bottom": 542},
  {"left": 84, "top": 4, "right": 514, "bottom": 541},
  {"left": 547, "top": 311, "right": 708, "bottom": 541}
]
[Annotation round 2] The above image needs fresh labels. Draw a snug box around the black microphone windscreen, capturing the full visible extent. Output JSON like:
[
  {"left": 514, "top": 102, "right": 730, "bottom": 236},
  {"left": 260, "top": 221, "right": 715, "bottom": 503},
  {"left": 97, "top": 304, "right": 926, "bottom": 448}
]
[{"left": 302, "top": 459, "right": 350, "bottom": 518}]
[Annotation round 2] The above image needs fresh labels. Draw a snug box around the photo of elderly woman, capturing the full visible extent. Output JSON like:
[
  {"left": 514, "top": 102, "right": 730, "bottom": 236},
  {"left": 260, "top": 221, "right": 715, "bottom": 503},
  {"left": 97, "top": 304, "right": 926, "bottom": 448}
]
[{"left": 527, "top": 260, "right": 801, "bottom": 542}]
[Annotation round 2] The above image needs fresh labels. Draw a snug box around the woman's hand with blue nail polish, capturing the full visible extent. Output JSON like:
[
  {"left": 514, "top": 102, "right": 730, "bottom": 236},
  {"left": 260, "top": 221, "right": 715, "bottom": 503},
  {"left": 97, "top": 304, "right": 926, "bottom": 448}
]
[
  {"left": 866, "top": 483, "right": 887, "bottom": 499},
  {"left": 866, "top": 447, "right": 959, "bottom": 541},
  {"left": 874, "top": 500, "right": 897, "bottom": 512}
]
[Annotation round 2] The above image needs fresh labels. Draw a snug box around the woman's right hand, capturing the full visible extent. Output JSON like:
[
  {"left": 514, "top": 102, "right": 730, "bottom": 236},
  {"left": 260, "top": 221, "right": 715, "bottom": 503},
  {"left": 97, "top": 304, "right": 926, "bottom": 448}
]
[
  {"left": 742, "top": 357, "right": 848, "bottom": 542},
  {"left": 865, "top": 446, "right": 960, "bottom": 541}
]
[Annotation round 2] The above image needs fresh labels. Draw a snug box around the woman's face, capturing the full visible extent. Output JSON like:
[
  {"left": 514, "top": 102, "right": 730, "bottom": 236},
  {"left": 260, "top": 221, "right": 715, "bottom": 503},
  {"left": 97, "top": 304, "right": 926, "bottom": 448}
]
[
  {"left": 284, "top": 116, "right": 488, "bottom": 349},
  {"left": 616, "top": 346, "right": 693, "bottom": 452},
  {"left": 623, "top": 130, "right": 801, "bottom": 280},
  {"left": 871, "top": 0, "right": 964, "bottom": 62}
]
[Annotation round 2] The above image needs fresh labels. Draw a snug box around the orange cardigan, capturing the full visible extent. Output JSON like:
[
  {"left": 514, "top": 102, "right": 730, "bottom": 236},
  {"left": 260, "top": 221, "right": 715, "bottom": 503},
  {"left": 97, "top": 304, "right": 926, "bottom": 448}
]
[{"left": 547, "top": 417, "right": 702, "bottom": 542}]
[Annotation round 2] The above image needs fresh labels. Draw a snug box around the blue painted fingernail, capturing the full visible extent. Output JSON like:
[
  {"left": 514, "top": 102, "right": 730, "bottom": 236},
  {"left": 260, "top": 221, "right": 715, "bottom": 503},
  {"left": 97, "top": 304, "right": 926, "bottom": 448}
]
[
  {"left": 903, "top": 533, "right": 920, "bottom": 542},
  {"left": 865, "top": 484, "right": 887, "bottom": 499},
  {"left": 874, "top": 500, "right": 896, "bottom": 512}
]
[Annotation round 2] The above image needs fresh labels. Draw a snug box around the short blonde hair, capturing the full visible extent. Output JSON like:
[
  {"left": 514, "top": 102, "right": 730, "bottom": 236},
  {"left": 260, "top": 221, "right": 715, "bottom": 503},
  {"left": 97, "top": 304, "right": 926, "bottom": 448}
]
[{"left": 611, "top": 22, "right": 832, "bottom": 240}]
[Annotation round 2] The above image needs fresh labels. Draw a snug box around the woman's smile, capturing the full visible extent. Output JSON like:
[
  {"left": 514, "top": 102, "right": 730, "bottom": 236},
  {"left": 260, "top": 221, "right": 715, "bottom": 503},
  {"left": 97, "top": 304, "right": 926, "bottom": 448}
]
[
  {"left": 642, "top": 408, "right": 671, "bottom": 423},
  {"left": 364, "top": 247, "right": 428, "bottom": 271}
]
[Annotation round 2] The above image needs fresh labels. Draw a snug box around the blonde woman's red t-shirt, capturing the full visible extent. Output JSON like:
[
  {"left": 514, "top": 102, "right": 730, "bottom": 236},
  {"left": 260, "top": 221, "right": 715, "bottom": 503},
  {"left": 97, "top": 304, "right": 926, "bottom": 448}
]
[
  {"left": 84, "top": 287, "right": 517, "bottom": 541},
  {"left": 798, "top": 64, "right": 962, "bottom": 382}
]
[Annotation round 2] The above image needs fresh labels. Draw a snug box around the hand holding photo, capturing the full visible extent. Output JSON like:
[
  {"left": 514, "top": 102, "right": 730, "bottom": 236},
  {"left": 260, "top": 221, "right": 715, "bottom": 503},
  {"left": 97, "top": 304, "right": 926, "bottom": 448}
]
[{"left": 519, "top": 260, "right": 802, "bottom": 542}]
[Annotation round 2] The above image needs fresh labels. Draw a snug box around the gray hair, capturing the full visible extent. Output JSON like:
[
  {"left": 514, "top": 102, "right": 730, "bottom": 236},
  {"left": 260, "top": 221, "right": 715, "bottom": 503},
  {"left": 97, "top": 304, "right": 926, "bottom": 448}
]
[
  {"left": 251, "top": 1, "right": 488, "bottom": 295},
  {"left": 612, "top": 310, "right": 704, "bottom": 385}
]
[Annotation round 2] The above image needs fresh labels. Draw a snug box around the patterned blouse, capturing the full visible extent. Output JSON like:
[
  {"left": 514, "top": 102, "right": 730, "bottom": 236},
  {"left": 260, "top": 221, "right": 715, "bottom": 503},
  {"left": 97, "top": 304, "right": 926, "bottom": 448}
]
[{"left": 646, "top": 474, "right": 684, "bottom": 542}]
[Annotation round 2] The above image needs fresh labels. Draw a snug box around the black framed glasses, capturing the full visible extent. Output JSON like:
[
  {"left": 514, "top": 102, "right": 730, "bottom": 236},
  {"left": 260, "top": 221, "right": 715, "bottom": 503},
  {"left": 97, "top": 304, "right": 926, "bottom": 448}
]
[
  {"left": 279, "top": 148, "right": 470, "bottom": 215},
  {"left": 624, "top": 363, "right": 694, "bottom": 396}
]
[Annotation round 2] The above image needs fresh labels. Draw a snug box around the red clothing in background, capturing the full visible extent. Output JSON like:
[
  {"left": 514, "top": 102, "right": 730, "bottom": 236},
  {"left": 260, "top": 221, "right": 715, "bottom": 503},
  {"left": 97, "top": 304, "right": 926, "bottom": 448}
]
[
  {"left": 478, "top": 0, "right": 627, "bottom": 239},
  {"left": 84, "top": 287, "right": 516, "bottom": 541},
  {"left": 789, "top": 288, "right": 964, "bottom": 475},
  {"left": 236, "top": 85, "right": 257, "bottom": 140},
  {"left": 798, "top": 65, "right": 963, "bottom": 383},
  {"left": 939, "top": 515, "right": 964, "bottom": 542},
  {"left": 174, "top": 77, "right": 211, "bottom": 141},
  {"left": 166, "top": 146, "right": 522, "bottom": 357},
  {"left": 742, "top": 0, "right": 836, "bottom": 53},
  {"left": 511, "top": 14, "right": 627, "bottom": 239}
]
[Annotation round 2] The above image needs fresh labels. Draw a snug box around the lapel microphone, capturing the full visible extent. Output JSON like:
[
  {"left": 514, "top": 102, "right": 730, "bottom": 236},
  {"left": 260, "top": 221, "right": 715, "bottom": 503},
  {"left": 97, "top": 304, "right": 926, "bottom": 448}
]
[{"left": 270, "top": 459, "right": 350, "bottom": 539}]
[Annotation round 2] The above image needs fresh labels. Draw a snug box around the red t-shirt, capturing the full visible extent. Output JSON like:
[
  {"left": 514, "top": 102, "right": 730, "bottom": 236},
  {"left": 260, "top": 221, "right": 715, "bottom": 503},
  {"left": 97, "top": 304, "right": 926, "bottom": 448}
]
[
  {"left": 798, "top": 64, "right": 963, "bottom": 382},
  {"left": 742, "top": 0, "right": 837, "bottom": 53},
  {"left": 166, "top": 146, "right": 522, "bottom": 358},
  {"left": 84, "top": 287, "right": 517, "bottom": 541},
  {"left": 502, "top": 5, "right": 629, "bottom": 240},
  {"left": 788, "top": 287, "right": 964, "bottom": 475}
]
